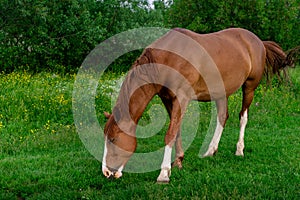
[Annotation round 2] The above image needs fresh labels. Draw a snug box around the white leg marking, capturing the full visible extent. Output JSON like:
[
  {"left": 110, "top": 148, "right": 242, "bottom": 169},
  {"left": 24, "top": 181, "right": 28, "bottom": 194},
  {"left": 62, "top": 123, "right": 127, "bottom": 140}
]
[
  {"left": 236, "top": 110, "right": 248, "bottom": 156},
  {"left": 203, "top": 118, "right": 224, "bottom": 157},
  {"left": 157, "top": 145, "right": 172, "bottom": 183}
]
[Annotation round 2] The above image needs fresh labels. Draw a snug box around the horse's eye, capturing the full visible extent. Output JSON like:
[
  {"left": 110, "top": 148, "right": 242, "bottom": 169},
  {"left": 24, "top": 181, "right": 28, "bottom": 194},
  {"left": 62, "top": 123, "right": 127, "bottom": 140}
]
[{"left": 108, "top": 138, "right": 115, "bottom": 144}]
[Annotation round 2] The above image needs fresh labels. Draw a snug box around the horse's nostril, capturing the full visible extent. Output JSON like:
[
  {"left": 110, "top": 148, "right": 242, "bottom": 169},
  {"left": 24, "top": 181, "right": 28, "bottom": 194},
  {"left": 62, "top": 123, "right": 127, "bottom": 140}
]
[
  {"left": 103, "top": 166, "right": 122, "bottom": 179},
  {"left": 105, "top": 172, "right": 110, "bottom": 177},
  {"left": 103, "top": 169, "right": 113, "bottom": 178},
  {"left": 114, "top": 171, "right": 123, "bottom": 179}
]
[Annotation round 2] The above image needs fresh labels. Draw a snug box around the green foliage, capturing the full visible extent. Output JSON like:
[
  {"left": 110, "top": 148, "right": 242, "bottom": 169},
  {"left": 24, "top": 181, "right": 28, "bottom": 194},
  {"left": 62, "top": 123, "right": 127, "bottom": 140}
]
[
  {"left": 167, "top": 0, "right": 300, "bottom": 50},
  {"left": 0, "top": 0, "right": 105, "bottom": 73},
  {"left": 0, "top": 72, "right": 74, "bottom": 147},
  {"left": 0, "top": 0, "right": 164, "bottom": 73}
]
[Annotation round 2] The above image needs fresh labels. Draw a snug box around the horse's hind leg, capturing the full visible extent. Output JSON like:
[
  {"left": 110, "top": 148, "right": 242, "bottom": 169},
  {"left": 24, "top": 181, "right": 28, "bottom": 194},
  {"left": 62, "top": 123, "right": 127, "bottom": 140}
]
[
  {"left": 236, "top": 85, "right": 255, "bottom": 156},
  {"left": 203, "top": 98, "right": 229, "bottom": 157}
]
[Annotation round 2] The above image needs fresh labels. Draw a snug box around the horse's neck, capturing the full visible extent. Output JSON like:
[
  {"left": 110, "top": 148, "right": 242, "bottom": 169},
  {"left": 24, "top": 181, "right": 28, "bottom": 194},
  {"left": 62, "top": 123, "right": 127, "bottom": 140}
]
[
  {"left": 129, "top": 84, "right": 158, "bottom": 123},
  {"left": 114, "top": 76, "right": 158, "bottom": 133},
  {"left": 113, "top": 59, "right": 161, "bottom": 135}
]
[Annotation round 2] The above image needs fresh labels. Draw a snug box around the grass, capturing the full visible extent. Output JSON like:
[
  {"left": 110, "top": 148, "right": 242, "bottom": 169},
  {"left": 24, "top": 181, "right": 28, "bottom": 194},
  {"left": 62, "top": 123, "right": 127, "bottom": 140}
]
[{"left": 0, "top": 68, "right": 299, "bottom": 199}]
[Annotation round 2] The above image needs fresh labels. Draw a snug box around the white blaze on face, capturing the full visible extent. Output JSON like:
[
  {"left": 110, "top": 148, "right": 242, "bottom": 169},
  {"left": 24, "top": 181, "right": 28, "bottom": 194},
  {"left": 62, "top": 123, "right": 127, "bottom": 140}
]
[
  {"left": 102, "top": 137, "right": 111, "bottom": 178},
  {"left": 102, "top": 136, "right": 124, "bottom": 179}
]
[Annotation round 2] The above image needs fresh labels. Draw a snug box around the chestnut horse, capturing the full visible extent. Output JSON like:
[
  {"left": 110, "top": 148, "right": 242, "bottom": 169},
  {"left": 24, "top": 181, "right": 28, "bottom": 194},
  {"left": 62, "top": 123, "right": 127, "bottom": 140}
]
[{"left": 102, "top": 28, "right": 296, "bottom": 182}]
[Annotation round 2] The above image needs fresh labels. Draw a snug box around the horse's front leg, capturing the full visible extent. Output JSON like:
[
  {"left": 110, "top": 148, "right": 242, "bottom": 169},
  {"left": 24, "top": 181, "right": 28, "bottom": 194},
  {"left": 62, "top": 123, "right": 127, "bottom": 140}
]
[
  {"left": 157, "top": 98, "right": 187, "bottom": 183},
  {"left": 157, "top": 145, "right": 173, "bottom": 183},
  {"left": 159, "top": 96, "right": 184, "bottom": 171}
]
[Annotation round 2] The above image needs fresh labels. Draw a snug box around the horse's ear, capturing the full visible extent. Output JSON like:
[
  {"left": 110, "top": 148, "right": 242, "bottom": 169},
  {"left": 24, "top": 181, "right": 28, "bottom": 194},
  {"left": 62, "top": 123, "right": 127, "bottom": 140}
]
[
  {"left": 113, "top": 106, "right": 122, "bottom": 123},
  {"left": 104, "top": 112, "right": 111, "bottom": 119}
]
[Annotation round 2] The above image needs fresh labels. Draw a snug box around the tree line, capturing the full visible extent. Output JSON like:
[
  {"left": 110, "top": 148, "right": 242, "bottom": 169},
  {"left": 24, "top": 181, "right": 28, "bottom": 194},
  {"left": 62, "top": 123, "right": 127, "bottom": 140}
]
[{"left": 0, "top": 0, "right": 299, "bottom": 73}]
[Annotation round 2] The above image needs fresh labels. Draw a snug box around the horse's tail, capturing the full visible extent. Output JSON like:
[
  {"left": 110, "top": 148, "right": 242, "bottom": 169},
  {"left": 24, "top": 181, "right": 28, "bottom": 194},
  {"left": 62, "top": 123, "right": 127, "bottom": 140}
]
[{"left": 263, "top": 41, "right": 298, "bottom": 82}]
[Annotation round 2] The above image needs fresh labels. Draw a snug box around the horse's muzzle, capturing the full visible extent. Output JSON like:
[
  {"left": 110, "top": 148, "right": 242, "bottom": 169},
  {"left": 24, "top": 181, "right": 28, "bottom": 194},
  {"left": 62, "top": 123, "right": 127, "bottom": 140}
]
[{"left": 102, "top": 166, "right": 123, "bottom": 179}]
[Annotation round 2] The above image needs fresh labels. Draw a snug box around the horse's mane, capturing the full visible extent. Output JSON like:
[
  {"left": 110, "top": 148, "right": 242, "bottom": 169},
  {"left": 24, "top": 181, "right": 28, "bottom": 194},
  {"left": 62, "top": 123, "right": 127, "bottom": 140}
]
[{"left": 113, "top": 48, "right": 158, "bottom": 125}]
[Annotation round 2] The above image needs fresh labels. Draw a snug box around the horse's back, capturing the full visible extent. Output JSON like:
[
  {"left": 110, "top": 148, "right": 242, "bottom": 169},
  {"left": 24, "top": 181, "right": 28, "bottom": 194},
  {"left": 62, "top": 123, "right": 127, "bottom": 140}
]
[
  {"left": 172, "top": 27, "right": 265, "bottom": 70},
  {"left": 145, "top": 28, "right": 266, "bottom": 100}
]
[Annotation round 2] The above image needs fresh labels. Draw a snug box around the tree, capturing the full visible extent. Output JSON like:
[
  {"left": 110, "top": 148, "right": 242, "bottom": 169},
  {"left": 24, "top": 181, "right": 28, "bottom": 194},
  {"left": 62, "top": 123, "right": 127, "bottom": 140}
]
[
  {"left": 0, "top": 0, "right": 163, "bottom": 73},
  {"left": 0, "top": 0, "right": 106, "bottom": 72},
  {"left": 166, "top": 0, "right": 299, "bottom": 50},
  {"left": 0, "top": 0, "right": 298, "bottom": 73}
]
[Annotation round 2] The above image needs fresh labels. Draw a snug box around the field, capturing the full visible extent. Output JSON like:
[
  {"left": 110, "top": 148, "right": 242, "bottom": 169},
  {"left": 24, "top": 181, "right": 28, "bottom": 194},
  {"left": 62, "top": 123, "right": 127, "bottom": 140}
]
[{"left": 0, "top": 68, "right": 299, "bottom": 199}]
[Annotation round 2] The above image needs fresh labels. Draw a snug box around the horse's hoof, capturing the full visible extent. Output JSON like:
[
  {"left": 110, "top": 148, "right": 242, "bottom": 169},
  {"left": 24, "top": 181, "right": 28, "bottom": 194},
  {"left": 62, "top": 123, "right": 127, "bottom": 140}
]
[
  {"left": 202, "top": 148, "right": 218, "bottom": 157},
  {"left": 157, "top": 173, "right": 170, "bottom": 183},
  {"left": 156, "top": 178, "right": 170, "bottom": 184},
  {"left": 157, "top": 168, "right": 170, "bottom": 183},
  {"left": 235, "top": 150, "right": 244, "bottom": 156},
  {"left": 172, "top": 158, "right": 183, "bottom": 169}
]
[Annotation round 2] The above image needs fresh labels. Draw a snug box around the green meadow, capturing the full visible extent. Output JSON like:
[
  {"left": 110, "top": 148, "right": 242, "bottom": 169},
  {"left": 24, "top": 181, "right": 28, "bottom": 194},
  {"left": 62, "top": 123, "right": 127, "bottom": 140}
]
[{"left": 0, "top": 68, "right": 299, "bottom": 199}]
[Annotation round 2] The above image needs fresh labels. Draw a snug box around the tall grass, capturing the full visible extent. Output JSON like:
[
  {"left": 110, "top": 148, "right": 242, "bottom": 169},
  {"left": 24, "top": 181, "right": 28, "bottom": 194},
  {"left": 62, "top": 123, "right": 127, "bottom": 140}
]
[{"left": 0, "top": 68, "right": 299, "bottom": 199}]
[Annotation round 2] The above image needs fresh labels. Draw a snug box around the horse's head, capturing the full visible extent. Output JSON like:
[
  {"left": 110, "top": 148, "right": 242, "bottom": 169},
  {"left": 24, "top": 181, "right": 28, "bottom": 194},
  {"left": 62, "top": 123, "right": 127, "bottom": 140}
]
[{"left": 102, "top": 112, "right": 137, "bottom": 179}]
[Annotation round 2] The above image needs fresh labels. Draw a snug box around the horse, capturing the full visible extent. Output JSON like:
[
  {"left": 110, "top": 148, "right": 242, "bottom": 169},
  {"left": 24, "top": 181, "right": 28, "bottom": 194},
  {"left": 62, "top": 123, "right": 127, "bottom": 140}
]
[{"left": 101, "top": 28, "right": 296, "bottom": 183}]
